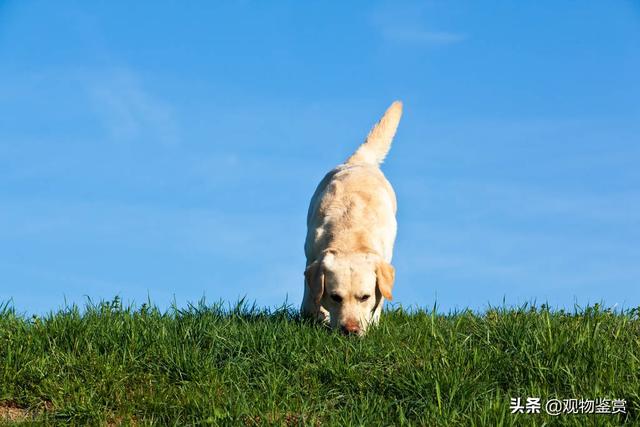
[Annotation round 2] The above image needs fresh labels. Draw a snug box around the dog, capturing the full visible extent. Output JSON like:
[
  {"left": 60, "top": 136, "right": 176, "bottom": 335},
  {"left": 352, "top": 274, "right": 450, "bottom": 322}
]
[{"left": 301, "top": 101, "right": 402, "bottom": 335}]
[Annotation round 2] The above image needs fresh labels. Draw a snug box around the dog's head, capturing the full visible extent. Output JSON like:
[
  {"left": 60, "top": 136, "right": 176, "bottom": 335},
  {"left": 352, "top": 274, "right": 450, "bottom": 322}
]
[{"left": 304, "top": 250, "right": 395, "bottom": 336}]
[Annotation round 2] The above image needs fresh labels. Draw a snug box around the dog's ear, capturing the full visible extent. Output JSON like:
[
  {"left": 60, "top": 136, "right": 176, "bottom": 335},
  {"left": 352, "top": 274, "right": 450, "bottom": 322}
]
[
  {"left": 304, "top": 260, "right": 325, "bottom": 305},
  {"left": 376, "top": 261, "right": 395, "bottom": 301}
]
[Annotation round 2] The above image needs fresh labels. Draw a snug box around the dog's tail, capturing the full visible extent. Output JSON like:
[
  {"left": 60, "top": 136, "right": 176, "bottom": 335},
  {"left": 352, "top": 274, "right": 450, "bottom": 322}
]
[{"left": 346, "top": 100, "right": 403, "bottom": 166}]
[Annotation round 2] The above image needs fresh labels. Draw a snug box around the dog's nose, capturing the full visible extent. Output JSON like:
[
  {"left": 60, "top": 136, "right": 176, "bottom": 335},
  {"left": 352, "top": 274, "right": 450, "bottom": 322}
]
[{"left": 340, "top": 323, "right": 360, "bottom": 335}]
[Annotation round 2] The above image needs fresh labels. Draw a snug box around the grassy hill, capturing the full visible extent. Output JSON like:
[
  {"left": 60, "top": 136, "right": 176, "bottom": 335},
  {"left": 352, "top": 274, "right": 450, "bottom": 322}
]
[{"left": 1, "top": 299, "right": 638, "bottom": 425}]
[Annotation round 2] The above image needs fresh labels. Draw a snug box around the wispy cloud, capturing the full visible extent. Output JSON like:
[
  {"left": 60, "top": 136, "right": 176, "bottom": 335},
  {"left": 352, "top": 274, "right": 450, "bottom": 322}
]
[
  {"left": 85, "top": 67, "right": 180, "bottom": 146},
  {"left": 380, "top": 28, "right": 466, "bottom": 46},
  {"left": 370, "top": 3, "right": 466, "bottom": 47}
]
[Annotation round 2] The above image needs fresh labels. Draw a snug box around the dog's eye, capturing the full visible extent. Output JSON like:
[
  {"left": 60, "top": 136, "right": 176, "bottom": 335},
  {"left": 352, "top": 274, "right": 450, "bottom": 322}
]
[
  {"left": 360, "top": 295, "right": 371, "bottom": 302},
  {"left": 330, "top": 294, "right": 343, "bottom": 303}
]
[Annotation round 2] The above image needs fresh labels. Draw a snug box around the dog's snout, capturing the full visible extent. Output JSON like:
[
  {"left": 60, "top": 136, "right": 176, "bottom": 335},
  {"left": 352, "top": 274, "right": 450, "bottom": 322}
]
[{"left": 340, "top": 322, "right": 361, "bottom": 335}]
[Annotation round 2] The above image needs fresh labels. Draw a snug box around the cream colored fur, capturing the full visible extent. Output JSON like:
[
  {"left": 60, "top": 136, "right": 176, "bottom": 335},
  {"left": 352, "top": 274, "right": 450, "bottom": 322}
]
[{"left": 301, "top": 101, "right": 402, "bottom": 335}]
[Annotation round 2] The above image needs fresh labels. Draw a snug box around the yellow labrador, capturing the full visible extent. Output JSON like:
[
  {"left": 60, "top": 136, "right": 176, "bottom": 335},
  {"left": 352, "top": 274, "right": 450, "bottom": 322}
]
[{"left": 302, "top": 101, "right": 402, "bottom": 335}]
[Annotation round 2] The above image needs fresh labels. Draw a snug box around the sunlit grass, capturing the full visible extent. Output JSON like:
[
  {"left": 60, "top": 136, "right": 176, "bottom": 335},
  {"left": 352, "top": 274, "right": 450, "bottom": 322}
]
[{"left": 1, "top": 298, "right": 638, "bottom": 425}]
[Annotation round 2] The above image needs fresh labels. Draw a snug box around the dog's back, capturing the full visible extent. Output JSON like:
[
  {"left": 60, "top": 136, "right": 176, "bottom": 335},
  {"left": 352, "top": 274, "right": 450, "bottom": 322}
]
[
  {"left": 305, "top": 101, "right": 402, "bottom": 266},
  {"left": 305, "top": 164, "right": 396, "bottom": 263}
]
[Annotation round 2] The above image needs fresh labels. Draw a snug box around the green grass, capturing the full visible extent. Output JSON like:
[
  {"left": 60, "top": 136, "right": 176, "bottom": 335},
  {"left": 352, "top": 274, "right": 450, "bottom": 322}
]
[{"left": 1, "top": 298, "right": 638, "bottom": 426}]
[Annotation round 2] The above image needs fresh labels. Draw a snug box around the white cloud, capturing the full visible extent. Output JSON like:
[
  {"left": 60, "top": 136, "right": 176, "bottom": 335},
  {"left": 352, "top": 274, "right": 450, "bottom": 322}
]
[
  {"left": 85, "top": 67, "right": 180, "bottom": 146},
  {"left": 380, "top": 28, "right": 466, "bottom": 46},
  {"left": 370, "top": 2, "right": 466, "bottom": 47}
]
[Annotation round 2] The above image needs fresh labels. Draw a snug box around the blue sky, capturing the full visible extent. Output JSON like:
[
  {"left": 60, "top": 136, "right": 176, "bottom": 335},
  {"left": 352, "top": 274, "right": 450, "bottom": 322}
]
[{"left": 1, "top": 1, "right": 639, "bottom": 314}]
